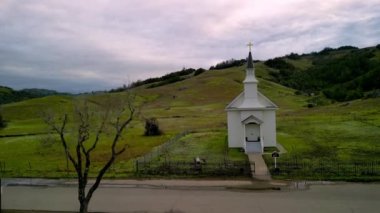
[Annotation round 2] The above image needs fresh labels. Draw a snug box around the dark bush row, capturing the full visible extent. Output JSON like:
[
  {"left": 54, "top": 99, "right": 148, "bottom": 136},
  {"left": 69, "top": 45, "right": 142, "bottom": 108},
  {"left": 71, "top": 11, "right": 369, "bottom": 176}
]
[{"left": 209, "top": 58, "right": 246, "bottom": 70}]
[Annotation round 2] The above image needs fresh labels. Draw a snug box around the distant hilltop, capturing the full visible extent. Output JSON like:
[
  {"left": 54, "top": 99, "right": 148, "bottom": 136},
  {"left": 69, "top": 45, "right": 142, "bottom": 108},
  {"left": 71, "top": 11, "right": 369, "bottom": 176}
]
[{"left": 0, "top": 86, "right": 70, "bottom": 105}]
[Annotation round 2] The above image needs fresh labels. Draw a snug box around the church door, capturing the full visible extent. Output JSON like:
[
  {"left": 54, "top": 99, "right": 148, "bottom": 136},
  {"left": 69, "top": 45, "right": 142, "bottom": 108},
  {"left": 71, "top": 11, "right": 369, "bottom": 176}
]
[
  {"left": 245, "top": 123, "right": 262, "bottom": 153},
  {"left": 245, "top": 123, "right": 260, "bottom": 142}
]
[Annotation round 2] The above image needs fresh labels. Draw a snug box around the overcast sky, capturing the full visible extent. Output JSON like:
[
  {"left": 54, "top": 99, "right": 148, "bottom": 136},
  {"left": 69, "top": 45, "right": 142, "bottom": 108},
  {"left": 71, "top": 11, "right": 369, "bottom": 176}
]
[{"left": 0, "top": 0, "right": 379, "bottom": 93}]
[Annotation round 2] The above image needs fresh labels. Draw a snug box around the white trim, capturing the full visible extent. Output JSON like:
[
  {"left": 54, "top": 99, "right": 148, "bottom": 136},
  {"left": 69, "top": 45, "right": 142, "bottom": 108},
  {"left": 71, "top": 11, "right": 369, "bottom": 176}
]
[
  {"left": 260, "top": 124, "right": 263, "bottom": 149},
  {"left": 241, "top": 115, "right": 264, "bottom": 124},
  {"left": 243, "top": 123, "right": 247, "bottom": 152}
]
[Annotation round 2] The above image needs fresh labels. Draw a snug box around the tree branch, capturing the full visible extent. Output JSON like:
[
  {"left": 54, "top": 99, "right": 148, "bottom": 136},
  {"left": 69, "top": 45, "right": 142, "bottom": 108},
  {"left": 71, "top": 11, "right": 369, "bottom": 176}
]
[
  {"left": 87, "top": 110, "right": 109, "bottom": 154},
  {"left": 85, "top": 97, "right": 135, "bottom": 203},
  {"left": 43, "top": 113, "right": 79, "bottom": 170}
]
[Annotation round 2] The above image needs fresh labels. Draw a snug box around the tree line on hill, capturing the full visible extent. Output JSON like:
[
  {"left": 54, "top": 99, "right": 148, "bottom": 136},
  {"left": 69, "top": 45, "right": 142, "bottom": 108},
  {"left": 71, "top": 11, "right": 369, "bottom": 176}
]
[
  {"left": 0, "top": 86, "right": 69, "bottom": 105},
  {"left": 109, "top": 67, "right": 206, "bottom": 92},
  {"left": 209, "top": 58, "right": 247, "bottom": 70},
  {"left": 110, "top": 58, "right": 251, "bottom": 92},
  {"left": 265, "top": 45, "right": 380, "bottom": 102}
]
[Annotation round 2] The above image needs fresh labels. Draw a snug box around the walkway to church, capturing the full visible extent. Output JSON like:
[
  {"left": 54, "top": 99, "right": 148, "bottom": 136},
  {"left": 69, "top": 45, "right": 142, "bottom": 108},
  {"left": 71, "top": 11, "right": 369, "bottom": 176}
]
[{"left": 248, "top": 153, "right": 272, "bottom": 180}]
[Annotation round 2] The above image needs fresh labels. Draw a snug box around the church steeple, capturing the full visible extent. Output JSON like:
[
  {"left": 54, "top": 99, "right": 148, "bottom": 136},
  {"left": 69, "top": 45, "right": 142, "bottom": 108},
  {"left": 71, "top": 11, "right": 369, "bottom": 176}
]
[
  {"left": 240, "top": 42, "right": 262, "bottom": 108},
  {"left": 243, "top": 49, "right": 258, "bottom": 84},
  {"left": 246, "top": 41, "right": 254, "bottom": 68},
  {"left": 247, "top": 51, "right": 254, "bottom": 69}
]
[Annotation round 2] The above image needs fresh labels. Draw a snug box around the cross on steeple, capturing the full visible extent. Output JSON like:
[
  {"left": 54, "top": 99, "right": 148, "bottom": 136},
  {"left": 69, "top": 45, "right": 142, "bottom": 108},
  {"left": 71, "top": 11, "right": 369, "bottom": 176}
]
[{"left": 247, "top": 42, "right": 253, "bottom": 52}]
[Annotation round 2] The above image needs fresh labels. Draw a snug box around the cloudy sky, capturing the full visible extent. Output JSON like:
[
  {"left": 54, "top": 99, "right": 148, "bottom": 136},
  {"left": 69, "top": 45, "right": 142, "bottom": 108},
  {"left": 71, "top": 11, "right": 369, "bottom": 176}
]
[{"left": 0, "top": 0, "right": 379, "bottom": 93}]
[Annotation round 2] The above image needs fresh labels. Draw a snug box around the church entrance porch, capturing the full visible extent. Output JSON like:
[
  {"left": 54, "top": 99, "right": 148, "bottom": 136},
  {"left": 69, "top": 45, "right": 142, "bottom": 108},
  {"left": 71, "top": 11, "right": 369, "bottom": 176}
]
[
  {"left": 245, "top": 141, "right": 262, "bottom": 153},
  {"left": 244, "top": 123, "right": 263, "bottom": 153}
]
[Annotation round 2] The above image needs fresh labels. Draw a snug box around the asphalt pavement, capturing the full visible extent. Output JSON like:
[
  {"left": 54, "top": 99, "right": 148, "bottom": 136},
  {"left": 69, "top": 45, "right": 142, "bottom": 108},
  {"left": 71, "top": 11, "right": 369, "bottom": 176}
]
[{"left": 2, "top": 179, "right": 380, "bottom": 213}]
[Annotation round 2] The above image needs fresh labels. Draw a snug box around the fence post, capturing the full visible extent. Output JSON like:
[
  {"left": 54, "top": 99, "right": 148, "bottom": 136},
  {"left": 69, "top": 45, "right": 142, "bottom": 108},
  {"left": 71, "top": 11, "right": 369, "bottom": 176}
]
[
  {"left": 337, "top": 163, "right": 340, "bottom": 176},
  {"left": 0, "top": 161, "right": 4, "bottom": 213},
  {"left": 0, "top": 177, "right": 2, "bottom": 213}
]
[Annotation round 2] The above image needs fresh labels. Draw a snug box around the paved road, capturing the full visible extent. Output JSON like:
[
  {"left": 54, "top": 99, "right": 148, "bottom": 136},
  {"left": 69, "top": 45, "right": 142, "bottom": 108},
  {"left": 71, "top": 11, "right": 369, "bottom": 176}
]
[{"left": 3, "top": 182, "right": 380, "bottom": 213}]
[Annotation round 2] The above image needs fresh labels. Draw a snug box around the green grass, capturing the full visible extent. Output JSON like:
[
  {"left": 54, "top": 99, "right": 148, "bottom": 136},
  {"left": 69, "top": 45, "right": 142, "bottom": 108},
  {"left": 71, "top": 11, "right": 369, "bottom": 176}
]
[
  {"left": 263, "top": 147, "right": 279, "bottom": 153},
  {"left": 269, "top": 97, "right": 380, "bottom": 180},
  {"left": 154, "top": 131, "right": 247, "bottom": 162},
  {"left": 277, "top": 98, "right": 380, "bottom": 160},
  {"left": 285, "top": 58, "right": 313, "bottom": 71}
]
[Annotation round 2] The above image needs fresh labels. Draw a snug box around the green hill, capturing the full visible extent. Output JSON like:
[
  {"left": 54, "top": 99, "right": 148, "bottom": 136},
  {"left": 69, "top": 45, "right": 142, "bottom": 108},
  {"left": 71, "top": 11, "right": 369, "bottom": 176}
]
[
  {"left": 264, "top": 45, "right": 380, "bottom": 102},
  {"left": 0, "top": 46, "right": 379, "bottom": 179}
]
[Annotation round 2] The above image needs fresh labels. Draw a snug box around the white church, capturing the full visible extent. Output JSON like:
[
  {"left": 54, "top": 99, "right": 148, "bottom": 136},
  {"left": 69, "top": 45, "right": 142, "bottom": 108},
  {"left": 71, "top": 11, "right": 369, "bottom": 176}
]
[{"left": 226, "top": 44, "right": 278, "bottom": 153}]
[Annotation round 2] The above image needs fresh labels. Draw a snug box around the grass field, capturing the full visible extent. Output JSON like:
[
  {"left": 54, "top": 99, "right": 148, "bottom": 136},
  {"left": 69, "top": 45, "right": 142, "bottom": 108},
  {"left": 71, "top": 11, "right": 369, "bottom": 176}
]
[
  {"left": 1, "top": 62, "right": 380, "bottom": 179},
  {"left": 277, "top": 98, "right": 380, "bottom": 161},
  {"left": 152, "top": 131, "right": 247, "bottom": 162}
]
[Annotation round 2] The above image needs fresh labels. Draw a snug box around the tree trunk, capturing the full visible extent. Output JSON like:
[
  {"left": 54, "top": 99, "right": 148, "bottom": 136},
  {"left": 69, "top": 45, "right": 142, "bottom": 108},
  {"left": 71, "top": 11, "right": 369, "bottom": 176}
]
[{"left": 80, "top": 200, "right": 89, "bottom": 213}]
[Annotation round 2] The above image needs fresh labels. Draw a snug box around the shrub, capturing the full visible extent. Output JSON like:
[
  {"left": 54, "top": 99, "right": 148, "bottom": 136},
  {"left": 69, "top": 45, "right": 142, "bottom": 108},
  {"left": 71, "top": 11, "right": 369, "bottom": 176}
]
[
  {"left": 318, "top": 47, "right": 335, "bottom": 55},
  {"left": 0, "top": 113, "right": 6, "bottom": 128},
  {"left": 337, "top": 46, "right": 358, "bottom": 50},
  {"left": 364, "top": 89, "right": 380, "bottom": 99},
  {"left": 346, "top": 89, "right": 363, "bottom": 100},
  {"left": 286, "top": 52, "right": 300, "bottom": 60},
  {"left": 194, "top": 68, "right": 206, "bottom": 76},
  {"left": 144, "top": 118, "right": 162, "bottom": 136},
  {"left": 264, "top": 58, "right": 295, "bottom": 70}
]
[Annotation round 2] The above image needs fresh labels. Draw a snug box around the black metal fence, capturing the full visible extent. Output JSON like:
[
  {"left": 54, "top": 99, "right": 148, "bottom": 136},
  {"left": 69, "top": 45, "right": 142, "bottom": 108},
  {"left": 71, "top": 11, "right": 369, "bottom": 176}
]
[
  {"left": 135, "top": 160, "right": 251, "bottom": 177},
  {"left": 270, "top": 159, "right": 380, "bottom": 180},
  {"left": 134, "top": 131, "right": 251, "bottom": 177}
]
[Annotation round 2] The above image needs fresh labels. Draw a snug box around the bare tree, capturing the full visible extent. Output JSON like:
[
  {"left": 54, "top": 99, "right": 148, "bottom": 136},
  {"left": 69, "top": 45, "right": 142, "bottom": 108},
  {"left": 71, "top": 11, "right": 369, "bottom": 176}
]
[{"left": 44, "top": 94, "right": 135, "bottom": 213}]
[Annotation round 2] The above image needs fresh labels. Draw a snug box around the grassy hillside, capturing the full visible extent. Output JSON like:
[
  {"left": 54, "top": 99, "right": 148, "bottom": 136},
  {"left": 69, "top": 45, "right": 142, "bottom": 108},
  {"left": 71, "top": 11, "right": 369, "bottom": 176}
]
[{"left": 0, "top": 50, "right": 380, "bottom": 179}]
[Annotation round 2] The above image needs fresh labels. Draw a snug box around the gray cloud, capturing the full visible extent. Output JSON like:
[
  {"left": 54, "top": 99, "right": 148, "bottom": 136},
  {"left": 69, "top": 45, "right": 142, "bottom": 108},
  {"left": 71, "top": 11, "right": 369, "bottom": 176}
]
[{"left": 0, "top": 0, "right": 379, "bottom": 92}]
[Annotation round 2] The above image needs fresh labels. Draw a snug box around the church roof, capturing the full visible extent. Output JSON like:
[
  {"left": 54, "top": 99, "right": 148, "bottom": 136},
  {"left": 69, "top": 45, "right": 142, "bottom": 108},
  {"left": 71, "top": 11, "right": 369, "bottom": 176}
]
[
  {"left": 225, "top": 92, "right": 278, "bottom": 111},
  {"left": 247, "top": 51, "right": 254, "bottom": 68}
]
